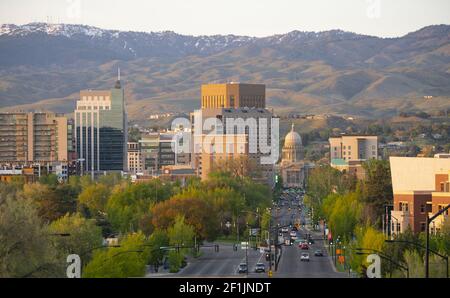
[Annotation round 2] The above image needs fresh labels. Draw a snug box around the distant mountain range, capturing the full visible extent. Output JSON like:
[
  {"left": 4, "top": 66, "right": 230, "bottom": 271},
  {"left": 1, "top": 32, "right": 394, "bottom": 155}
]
[{"left": 0, "top": 22, "right": 449, "bottom": 121}]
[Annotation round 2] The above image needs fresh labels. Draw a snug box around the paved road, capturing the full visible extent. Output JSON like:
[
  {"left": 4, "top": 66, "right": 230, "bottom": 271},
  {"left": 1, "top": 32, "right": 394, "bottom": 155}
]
[
  {"left": 273, "top": 192, "right": 347, "bottom": 278},
  {"left": 148, "top": 189, "right": 348, "bottom": 278},
  {"left": 175, "top": 242, "right": 268, "bottom": 277}
]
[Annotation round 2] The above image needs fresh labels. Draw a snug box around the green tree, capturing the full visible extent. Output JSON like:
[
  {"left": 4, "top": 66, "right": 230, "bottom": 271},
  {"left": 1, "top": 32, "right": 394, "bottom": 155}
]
[
  {"left": 83, "top": 232, "right": 149, "bottom": 278},
  {"left": 21, "top": 183, "right": 77, "bottom": 222},
  {"left": 0, "top": 197, "right": 61, "bottom": 277},
  {"left": 78, "top": 183, "right": 110, "bottom": 216},
  {"left": 106, "top": 180, "right": 173, "bottom": 234},
  {"left": 39, "top": 174, "right": 59, "bottom": 187},
  {"left": 48, "top": 213, "right": 103, "bottom": 262},
  {"left": 147, "top": 229, "right": 169, "bottom": 268},
  {"left": 360, "top": 160, "right": 393, "bottom": 226},
  {"left": 167, "top": 216, "right": 195, "bottom": 273}
]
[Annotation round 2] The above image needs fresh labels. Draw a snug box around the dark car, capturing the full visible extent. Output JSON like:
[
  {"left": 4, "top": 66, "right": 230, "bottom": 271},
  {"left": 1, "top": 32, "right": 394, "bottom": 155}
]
[
  {"left": 254, "top": 263, "right": 265, "bottom": 273},
  {"left": 238, "top": 263, "right": 248, "bottom": 274},
  {"left": 314, "top": 250, "right": 324, "bottom": 257}
]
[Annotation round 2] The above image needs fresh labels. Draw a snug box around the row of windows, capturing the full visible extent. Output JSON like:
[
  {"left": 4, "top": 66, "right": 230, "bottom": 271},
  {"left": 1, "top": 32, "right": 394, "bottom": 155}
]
[
  {"left": 77, "top": 106, "right": 110, "bottom": 111},
  {"left": 82, "top": 96, "right": 110, "bottom": 101}
]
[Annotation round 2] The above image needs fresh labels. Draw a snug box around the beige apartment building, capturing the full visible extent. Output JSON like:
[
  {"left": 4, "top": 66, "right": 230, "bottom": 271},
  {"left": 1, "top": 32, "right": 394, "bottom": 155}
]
[
  {"left": 127, "top": 142, "right": 142, "bottom": 174},
  {"left": 201, "top": 83, "right": 266, "bottom": 109},
  {"left": 329, "top": 135, "right": 378, "bottom": 178},
  {"left": 0, "top": 112, "right": 68, "bottom": 163}
]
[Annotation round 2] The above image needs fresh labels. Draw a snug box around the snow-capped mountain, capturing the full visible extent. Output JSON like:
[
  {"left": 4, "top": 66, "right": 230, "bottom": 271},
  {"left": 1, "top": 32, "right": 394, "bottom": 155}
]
[
  {"left": 0, "top": 22, "right": 382, "bottom": 65},
  {"left": 0, "top": 23, "right": 449, "bottom": 119}
]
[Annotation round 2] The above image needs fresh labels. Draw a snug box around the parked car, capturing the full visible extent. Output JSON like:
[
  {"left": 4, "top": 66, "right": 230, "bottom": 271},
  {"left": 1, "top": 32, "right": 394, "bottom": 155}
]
[
  {"left": 300, "top": 253, "right": 310, "bottom": 262},
  {"left": 290, "top": 231, "right": 297, "bottom": 237},
  {"left": 254, "top": 263, "right": 265, "bottom": 273},
  {"left": 281, "top": 227, "right": 289, "bottom": 233},
  {"left": 238, "top": 263, "right": 248, "bottom": 274}
]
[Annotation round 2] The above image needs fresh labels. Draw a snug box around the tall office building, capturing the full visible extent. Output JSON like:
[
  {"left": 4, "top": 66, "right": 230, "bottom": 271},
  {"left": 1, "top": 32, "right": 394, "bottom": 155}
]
[
  {"left": 0, "top": 112, "right": 68, "bottom": 163},
  {"left": 74, "top": 77, "right": 127, "bottom": 175},
  {"left": 139, "top": 131, "right": 191, "bottom": 174},
  {"left": 192, "top": 84, "right": 277, "bottom": 186}
]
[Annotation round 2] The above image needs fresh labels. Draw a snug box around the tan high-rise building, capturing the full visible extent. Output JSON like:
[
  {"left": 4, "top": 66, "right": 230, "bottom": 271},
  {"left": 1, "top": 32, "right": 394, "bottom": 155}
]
[
  {"left": 0, "top": 112, "right": 68, "bottom": 163},
  {"left": 201, "top": 83, "right": 265, "bottom": 109},
  {"left": 191, "top": 107, "right": 276, "bottom": 186}
]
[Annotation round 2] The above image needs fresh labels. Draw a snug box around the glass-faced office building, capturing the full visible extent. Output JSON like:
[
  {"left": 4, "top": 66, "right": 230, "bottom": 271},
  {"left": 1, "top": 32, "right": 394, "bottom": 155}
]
[{"left": 74, "top": 80, "right": 127, "bottom": 174}]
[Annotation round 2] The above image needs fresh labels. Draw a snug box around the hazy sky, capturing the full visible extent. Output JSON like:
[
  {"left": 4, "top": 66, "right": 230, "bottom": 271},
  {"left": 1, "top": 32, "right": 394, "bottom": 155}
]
[{"left": 0, "top": 0, "right": 449, "bottom": 37}]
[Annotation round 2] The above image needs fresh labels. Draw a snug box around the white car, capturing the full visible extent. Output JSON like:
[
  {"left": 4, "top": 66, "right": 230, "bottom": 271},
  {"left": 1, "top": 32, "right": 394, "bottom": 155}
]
[
  {"left": 281, "top": 227, "right": 289, "bottom": 233},
  {"left": 300, "top": 253, "right": 310, "bottom": 262},
  {"left": 290, "top": 231, "right": 297, "bottom": 237}
]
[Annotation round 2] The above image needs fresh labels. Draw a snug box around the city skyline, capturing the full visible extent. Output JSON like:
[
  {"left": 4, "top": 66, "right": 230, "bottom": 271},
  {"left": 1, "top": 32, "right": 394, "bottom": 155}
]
[{"left": 0, "top": 0, "right": 449, "bottom": 38}]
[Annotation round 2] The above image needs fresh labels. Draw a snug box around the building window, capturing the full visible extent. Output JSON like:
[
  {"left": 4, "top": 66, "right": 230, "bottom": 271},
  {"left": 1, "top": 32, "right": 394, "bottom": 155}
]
[
  {"left": 399, "top": 202, "right": 409, "bottom": 212},
  {"left": 420, "top": 222, "right": 426, "bottom": 232},
  {"left": 420, "top": 204, "right": 425, "bottom": 213},
  {"left": 348, "top": 146, "right": 351, "bottom": 150}
]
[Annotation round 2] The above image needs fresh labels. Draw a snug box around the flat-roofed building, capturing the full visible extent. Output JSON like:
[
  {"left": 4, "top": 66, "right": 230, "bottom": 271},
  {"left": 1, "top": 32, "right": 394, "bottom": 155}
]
[
  {"left": 139, "top": 131, "right": 191, "bottom": 175},
  {"left": 0, "top": 112, "right": 68, "bottom": 164},
  {"left": 190, "top": 107, "right": 277, "bottom": 186},
  {"left": 127, "top": 142, "right": 142, "bottom": 174},
  {"left": 201, "top": 83, "right": 265, "bottom": 109},
  {"left": 74, "top": 78, "right": 127, "bottom": 176},
  {"left": 329, "top": 135, "right": 378, "bottom": 179},
  {"left": 389, "top": 156, "right": 450, "bottom": 235}
]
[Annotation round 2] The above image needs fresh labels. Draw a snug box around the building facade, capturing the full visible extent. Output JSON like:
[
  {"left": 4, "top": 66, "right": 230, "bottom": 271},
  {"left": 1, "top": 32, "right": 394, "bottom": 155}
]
[
  {"left": 138, "top": 131, "right": 191, "bottom": 175},
  {"left": 127, "top": 142, "right": 142, "bottom": 174},
  {"left": 74, "top": 79, "right": 127, "bottom": 176},
  {"left": 201, "top": 83, "right": 265, "bottom": 109},
  {"left": 191, "top": 105, "right": 277, "bottom": 186},
  {"left": 0, "top": 112, "right": 68, "bottom": 164},
  {"left": 390, "top": 155, "right": 450, "bottom": 235},
  {"left": 329, "top": 135, "right": 378, "bottom": 179}
]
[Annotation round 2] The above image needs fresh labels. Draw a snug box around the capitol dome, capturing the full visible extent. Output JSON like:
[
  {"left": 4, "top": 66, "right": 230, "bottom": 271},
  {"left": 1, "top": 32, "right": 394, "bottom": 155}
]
[
  {"left": 284, "top": 123, "right": 302, "bottom": 148},
  {"left": 282, "top": 123, "right": 304, "bottom": 162}
]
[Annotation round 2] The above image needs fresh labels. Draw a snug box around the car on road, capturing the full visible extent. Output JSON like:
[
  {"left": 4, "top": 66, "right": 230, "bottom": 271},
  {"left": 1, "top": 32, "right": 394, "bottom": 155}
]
[
  {"left": 308, "top": 238, "right": 315, "bottom": 245},
  {"left": 290, "top": 231, "right": 297, "bottom": 237},
  {"left": 254, "top": 263, "right": 265, "bottom": 273},
  {"left": 300, "top": 253, "right": 310, "bottom": 262},
  {"left": 299, "top": 243, "right": 309, "bottom": 250},
  {"left": 281, "top": 227, "right": 289, "bottom": 233},
  {"left": 238, "top": 263, "right": 247, "bottom": 274},
  {"left": 314, "top": 250, "right": 324, "bottom": 257}
]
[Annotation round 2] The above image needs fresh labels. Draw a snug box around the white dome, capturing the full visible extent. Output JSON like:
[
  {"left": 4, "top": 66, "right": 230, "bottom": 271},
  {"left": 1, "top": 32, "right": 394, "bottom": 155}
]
[{"left": 284, "top": 124, "right": 302, "bottom": 148}]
